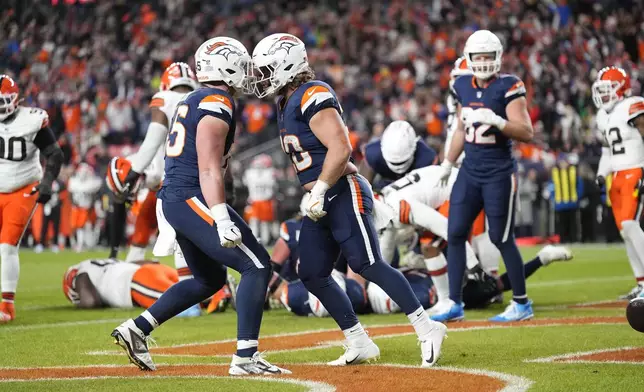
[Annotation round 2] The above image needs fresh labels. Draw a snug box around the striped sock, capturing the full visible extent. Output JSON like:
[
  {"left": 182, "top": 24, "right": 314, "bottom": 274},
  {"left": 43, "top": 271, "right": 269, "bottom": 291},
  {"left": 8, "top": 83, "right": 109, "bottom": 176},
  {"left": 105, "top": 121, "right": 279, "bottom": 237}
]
[{"left": 2, "top": 292, "right": 15, "bottom": 304}]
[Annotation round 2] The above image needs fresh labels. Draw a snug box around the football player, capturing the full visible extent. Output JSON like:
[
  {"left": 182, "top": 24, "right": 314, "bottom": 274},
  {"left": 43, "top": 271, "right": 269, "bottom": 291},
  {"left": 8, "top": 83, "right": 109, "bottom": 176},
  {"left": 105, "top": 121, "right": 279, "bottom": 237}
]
[
  {"left": 68, "top": 163, "right": 102, "bottom": 252},
  {"left": 593, "top": 66, "right": 644, "bottom": 299},
  {"left": 359, "top": 120, "right": 437, "bottom": 190},
  {"left": 0, "top": 75, "right": 64, "bottom": 323},
  {"left": 243, "top": 154, "right": 277, "bottom": 245},
  {"left": 252, "top": 33, "right": 446, "bottom": 367},
  {"left": 62, "top": 258, "right": 232, "bottom": 312},
  {"left": 435, "top": 30, "right": 535, "bottom": 322},
  {"left": 106, "top": 62, "right": 198, "bottom": 263},
  {"left": 112, "top": 37, "right": 289, "bottom": 376}
]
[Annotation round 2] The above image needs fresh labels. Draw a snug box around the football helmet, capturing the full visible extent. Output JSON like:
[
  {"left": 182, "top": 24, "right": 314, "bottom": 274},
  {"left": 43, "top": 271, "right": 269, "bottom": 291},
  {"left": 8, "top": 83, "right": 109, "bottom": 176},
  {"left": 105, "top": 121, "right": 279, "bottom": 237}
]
[
  {"left": 0, "top": 75, "right": 19, "bottom": 121},
  {"left": 251, "top": 33, "right": 309, "bottom": 98},
  {"left": 194, "top": 37, "right": 252, "bottom": 93},
  {"left": 463, "top": 30, "right": 503, "bottom": 80},
  {"left": 592, "top": 66, "right": 631, "bottom": 112},
  {"left": 450, "top": 56, "right": 472, "bottom": 79},
  {"left": 106, "top": 157, "right": 142, "bottom": 197},
  {"left": 380, "top": 120, "right": 419, "bottom": 174},
  {"left": 159, "top": 62, "right": 199, "bottom": 91}
]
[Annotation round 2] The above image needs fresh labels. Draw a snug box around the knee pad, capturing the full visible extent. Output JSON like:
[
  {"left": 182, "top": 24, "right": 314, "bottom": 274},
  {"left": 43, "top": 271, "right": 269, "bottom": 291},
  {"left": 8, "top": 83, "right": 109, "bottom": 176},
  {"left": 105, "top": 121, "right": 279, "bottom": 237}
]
[
  {"left": 0, "top": 243, "right": 18, "bottom": 259},
  {"left": 367, "top": 282, "right": 400, "bottom": 314},
  {"left": 308, "top": 270, "right": 346, "bottom": 317},
  {"left": 345, "top": 278, "right": 368, "bottom": 314}
]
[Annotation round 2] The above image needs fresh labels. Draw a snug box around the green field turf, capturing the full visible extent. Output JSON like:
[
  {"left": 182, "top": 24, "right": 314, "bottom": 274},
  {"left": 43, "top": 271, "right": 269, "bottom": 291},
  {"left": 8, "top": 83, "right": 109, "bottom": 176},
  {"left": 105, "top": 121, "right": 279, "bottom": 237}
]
[{"left": 1, "top": 246, "right": 643, "bottom": 391}]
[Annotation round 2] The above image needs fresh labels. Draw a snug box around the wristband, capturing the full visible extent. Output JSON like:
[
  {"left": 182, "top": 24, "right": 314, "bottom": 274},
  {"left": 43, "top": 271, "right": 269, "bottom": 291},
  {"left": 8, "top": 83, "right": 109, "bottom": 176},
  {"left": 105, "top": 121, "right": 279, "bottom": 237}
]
[
  {"left": 496, "top": 117, "right": 508, "bottom": 131},
  {"left": 210, "top": 203, "right": 231, "bottom": 222},
  {"left": 441, "top": 160, "right": 453, "bottom": 170}
]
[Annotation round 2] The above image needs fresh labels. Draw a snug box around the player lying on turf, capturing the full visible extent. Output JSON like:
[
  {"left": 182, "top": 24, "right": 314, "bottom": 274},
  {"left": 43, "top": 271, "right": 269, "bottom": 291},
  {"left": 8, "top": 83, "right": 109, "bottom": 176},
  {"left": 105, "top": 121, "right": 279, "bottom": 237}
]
[
  {"left": 62, "top": 258, "right": 233, "bottom": 312},
  {"left": 253, "top": 33, "right": 446, "bottom": 367},
  {"left": 0, "top": 75, "right": 64, "bottom": 324},
  {"left": 592, "top": 66, "right": 644, "bottom": 300}
]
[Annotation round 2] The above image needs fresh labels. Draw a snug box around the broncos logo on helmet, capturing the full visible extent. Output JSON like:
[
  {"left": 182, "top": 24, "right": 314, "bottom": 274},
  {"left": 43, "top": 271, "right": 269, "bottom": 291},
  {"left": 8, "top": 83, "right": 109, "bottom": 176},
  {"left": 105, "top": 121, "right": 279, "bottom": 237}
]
[
  {"left": 266, "top": 35, "right": 299, "bottom": 55},
  {"left": 205, "top": 42, "right": 242, "bottom": 60}
]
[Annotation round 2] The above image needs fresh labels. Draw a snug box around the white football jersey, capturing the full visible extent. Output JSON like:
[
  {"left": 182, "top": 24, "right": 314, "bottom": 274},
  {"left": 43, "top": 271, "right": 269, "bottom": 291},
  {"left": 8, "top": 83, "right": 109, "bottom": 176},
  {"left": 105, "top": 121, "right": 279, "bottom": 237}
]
[
  {"left": 68, "top": 174, "right": 102, "bottom": 208},
  {"left": 244, "top": 167, "right": 276, "bottom": 202},
  {"left": 600, "top": 96, "right": 644, "bottom": 173},
  {"left": 381, "top": 165, "right": 459, "bottom": 209},
  {"left": 0, "top": 106, "right": 47, "bottom": 193},
  {"left": 444, "top": 85, "right": 465, "bottom": 166},
  {"left": 68, "top": 259, "right": 140, "bottom": 308}
]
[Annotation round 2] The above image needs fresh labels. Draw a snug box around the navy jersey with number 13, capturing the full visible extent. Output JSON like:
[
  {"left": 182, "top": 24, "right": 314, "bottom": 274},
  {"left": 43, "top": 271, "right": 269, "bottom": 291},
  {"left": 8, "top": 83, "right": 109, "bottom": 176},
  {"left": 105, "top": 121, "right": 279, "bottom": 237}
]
[
  {"left": 158, "top": 88, "right": 236, "bottom": 202},
  {"left": 452, "top": 74, "right": 526, "bottom": 182}
]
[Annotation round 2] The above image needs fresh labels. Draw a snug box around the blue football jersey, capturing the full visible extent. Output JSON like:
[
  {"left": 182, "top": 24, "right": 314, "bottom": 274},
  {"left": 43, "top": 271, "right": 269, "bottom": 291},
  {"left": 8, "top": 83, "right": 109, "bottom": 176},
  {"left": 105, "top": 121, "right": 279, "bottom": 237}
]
[
  {"left": 364, "top": 139, "right": 437, "bottom": 182},
  {"left": 277, "top": 81, "right": 343, "bottom": 186},
  {"left": 158, "top": 87, "right": 236, "bottom": 202},
  {"left": 452, "top": 74, "right": 526, "bottom": 182},
  {"left": 279, "top": 218, "right": 301, "bottom": 281}
]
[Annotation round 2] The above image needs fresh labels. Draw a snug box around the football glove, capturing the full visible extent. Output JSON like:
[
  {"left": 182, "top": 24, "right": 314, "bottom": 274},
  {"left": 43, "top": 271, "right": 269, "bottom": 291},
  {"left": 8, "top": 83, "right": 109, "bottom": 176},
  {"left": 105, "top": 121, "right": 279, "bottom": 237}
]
[
  {"left": 595, "top": 175, "right": 606, "bottom": 188},
  {"left": 34, "top": 181, "right": 53, "bottom": 204},
  {"left": 463, "top": 108, "right": 507, "bottom": 130},
  {"left": 438, "top": 160, "right": 453, "bottom": 187},
  {"left": 305, "top": 180, "right": 329, "bottom": 221},
  {"left": 210, "top": 204, "right": 242, "bottom": 248}
]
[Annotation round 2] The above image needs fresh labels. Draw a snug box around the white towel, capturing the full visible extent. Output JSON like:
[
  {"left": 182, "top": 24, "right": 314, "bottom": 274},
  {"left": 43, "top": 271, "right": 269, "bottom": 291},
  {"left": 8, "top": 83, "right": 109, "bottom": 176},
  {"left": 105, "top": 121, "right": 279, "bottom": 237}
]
[{"left": 152, "top": 199, "right": 177, "bottom": 256}]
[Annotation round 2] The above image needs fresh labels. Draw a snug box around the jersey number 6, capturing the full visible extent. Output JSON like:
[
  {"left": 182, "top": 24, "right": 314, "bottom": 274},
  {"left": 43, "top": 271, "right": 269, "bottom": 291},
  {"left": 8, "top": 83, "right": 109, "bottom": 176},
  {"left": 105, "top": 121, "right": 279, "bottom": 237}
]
[
  {"left": 166, "top": 105, "right": 189, "bottom": 157},
  {"left": 280, "top": 134, "right": 312, "bottom": 172}
]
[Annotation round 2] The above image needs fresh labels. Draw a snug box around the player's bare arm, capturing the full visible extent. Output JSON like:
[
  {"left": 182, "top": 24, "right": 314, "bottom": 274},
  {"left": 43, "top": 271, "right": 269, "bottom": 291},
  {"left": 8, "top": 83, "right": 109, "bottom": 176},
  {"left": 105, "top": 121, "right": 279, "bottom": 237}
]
[
  {"left": 129, "top": 107, "right": 169, "bottom": 174},
  {"left": 75, "top": 273, "right": 104, "bottom": 309},
  {"left": 502, "top": 97, "right": 534, "bottom": 142},
  {"left": 358, "top": 158, "right": 376, "bottom": 183},
  {"left": 307, "top": 107, "right": 355, "bottom": 191},
  {"left": 633, "top": 115, "right": 644, "bottom": 138},
  {"left": 196, "top": 115, "right": 229, "bottom": 208},
  {"left": 271, "top": 238, "right": 291, "bottom": 265}
]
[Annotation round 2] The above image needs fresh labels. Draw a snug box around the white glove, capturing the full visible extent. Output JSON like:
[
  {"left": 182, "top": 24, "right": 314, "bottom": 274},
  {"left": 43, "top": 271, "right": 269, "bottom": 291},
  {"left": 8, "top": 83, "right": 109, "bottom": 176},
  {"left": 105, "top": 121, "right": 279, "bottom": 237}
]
[
  {"left": 211, "top": 204, "right": 242, "bottom": 248},
  {"left": 438, "top": 160, "right": 453, "bottom": 187},
  {"left": 306, "top": 180, "right": 329, "bottom": 221},
  {"left": 463, "top": 108, "right": 507, "bottom": 130}
]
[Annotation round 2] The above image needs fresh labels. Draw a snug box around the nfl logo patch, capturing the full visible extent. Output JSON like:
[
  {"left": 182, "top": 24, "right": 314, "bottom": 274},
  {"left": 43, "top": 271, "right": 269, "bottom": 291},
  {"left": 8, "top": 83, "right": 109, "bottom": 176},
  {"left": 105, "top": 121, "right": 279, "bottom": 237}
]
[{"left": 476, "top": 91, "right": 482, "bottom": 98}]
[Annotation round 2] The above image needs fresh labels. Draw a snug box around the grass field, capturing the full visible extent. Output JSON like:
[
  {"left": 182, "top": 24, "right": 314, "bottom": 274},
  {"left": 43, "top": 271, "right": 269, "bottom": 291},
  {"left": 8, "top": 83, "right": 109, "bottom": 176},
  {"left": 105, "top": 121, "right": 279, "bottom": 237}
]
[{"left": 1, "top": 245, "right": 643, "bottom": 391}]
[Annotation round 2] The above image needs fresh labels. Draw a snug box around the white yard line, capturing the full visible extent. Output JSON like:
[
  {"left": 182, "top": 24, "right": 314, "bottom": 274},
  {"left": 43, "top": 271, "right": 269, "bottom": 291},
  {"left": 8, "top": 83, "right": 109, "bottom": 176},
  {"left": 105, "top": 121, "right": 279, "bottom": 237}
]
[
  {"left": 524, "top": 347, "right": 639, "bottom": 364},
  {"left": 528, "top": 276, "right": 632, "bottom": 288},
  {"left": 0, "top": 318, "right": 123, "bottom": 333}
]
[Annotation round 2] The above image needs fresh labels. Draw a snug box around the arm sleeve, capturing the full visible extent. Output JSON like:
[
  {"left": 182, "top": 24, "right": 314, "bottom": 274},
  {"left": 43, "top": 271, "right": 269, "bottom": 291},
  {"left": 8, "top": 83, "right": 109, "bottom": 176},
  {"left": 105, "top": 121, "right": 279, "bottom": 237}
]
[
  {"left": 33, "top": 126, "right": 57, "bottom": 151},
  {"left": 130, "top": 122, "right": 168, "bottom": 173},
  {"left": 300, "top": 84, "right": 342, "bottom": 124},
  {"left": 504, "top": 76, "right": 527, "bottom": 105}
]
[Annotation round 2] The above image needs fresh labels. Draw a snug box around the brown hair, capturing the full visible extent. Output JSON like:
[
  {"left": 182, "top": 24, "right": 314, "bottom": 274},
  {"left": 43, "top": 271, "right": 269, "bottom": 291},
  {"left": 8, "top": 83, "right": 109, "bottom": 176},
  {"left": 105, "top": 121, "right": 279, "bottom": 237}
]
[{"left": 278, "top": 66, "right": 316, "bottom": 96}]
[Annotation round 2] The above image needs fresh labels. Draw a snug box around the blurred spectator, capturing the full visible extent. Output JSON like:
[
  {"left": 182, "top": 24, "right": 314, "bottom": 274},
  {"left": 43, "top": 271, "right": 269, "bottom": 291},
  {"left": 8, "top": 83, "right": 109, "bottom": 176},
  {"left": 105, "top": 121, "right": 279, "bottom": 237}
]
[{"left": 104, "top": 96, "right": 136, "bottom": 145}]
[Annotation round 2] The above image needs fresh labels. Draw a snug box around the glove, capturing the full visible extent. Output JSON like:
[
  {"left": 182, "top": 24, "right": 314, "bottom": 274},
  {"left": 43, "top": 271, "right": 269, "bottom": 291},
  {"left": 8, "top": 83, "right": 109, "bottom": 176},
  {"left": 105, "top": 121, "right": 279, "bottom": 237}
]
[
  {"left": 211, "top": 204, "right": 242, "bottom": 248},
  {"left": 122, "top": 169, "right": 142, "bottom": 195},
  {"left": 595, "top": 175, "right": 606, "bottom": 188},
  {"left": 463, "top": 108, "right": 507, "bottom": 130},
  {"left": 438, "top": 160, "right": 453, "bottom": 187},
  {"left": 305, "top": 180, "right": 329, "bottom": 221},
  {"left": 34, "top": 181, "right": 53, "bottom": 204}
]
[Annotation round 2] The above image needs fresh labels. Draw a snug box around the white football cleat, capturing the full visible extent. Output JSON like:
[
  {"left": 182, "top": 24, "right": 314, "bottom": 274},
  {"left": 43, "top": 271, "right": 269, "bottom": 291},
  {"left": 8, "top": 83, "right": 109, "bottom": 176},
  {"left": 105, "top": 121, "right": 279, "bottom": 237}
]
[
  {"left": 538, "top": 245, "right": 572, "bottom": 266},
  {"left": 420, "top": 321, "right": 448, "bottom": 367},
  {"left": 620, "top": 284, "right": 644, "bottom": 300},
  {"left": 111, "top": 319, "right": 156, "bottom": 371},
  {"left": 229, "top": 352, "right": 291, "bottom": 375},
  {"left": 327, "top": 340, "right": 380, "bottom": 366}
]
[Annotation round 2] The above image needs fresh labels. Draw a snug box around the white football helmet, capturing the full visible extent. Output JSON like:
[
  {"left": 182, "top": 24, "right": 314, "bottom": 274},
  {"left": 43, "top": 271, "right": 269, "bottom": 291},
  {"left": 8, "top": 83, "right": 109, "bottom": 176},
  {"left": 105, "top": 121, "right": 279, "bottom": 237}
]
[
  {"left": 380, "top": 120, "right": 419, "bottom": 174},
  {"left": 251, "top": 33, "right": 309, "bottom": 98},
  {"left": 367, "top": 282, "right": 400, "bottom": 314},
  {"left": 463, "top": 30, "right": 503, "bottom": 80},
  {"left": 194, "top": 37, "right": 252, "bottom": 93}
]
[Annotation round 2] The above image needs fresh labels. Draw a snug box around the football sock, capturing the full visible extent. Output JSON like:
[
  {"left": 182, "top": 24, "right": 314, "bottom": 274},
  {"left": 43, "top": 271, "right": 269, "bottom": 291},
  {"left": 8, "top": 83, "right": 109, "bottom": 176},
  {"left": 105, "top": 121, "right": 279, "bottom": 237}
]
[
  {"left": 499, "top": 257, "right": 542, "bottom": 291},
  {"left": 0, "top": 244, "right": 19, "bottom": 300},
  {"left": 135, "top": 278, "right": 219, "bottom": 335},
  {"left": 360, "top": 260, "right": 421, "bottom": 314},
  {"left": 133, "top": 310, "right": 159, "bottom": 335},
  {"left": 109, "top": 201, "right": 127, "bottom": 259},
  {"left": 236, "top": 339, "right": 258, "bottom": 358},
  {"left": 495, "top": 240, "right": 528, "bottom": 304},
  {"left": 301, "top": 275, "right": 359, "bottom": 330},
  {"left": 408, "top": 306, "right": 436, "bottom": 338},
  {"left": 343, "top": 322, "right": 371, "bottom": 347},
  {"left": 426, "top": 253, "right": 449, "bottom": 302}
]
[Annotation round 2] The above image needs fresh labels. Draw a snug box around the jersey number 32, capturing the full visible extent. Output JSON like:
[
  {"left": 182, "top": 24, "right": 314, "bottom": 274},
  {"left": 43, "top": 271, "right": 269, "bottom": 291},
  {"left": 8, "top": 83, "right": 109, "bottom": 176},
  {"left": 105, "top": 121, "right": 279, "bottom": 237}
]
[{"left": 462, "top": 107, "right": 496, "bottom": 144}]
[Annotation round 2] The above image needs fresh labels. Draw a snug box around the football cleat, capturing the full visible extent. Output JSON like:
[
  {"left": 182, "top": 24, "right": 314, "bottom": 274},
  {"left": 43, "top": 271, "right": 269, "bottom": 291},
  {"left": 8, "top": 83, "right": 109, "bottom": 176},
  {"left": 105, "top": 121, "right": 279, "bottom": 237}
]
[
  {"left": 327, "top": 340, "right": 380, "bottom": 366},
  {"left": 489, "top": 300, "right": 534, "bottom": 322},
  {"left": 0, "top": 302, "right": 15, "bottom": 324},
  {"left": 620, "top": 284, "right": 644, "bottom": 301},
  {"left": 229, "top": 352, "right": 291, "bottom": 375},
  {"left": 177, "top": 303, "right": 202, "bottom": 318},
  {"left": 429, "top": 299, "right": 465, "bottom": 322},
  {"left": 111, "top": 319, "right": 156, "bottom": 371},
  {"left": 420, "top": 321, "right": 447, "bottom": 367},
  {"left": 538, "top": 245, "right": 573, "bottom": 266}
]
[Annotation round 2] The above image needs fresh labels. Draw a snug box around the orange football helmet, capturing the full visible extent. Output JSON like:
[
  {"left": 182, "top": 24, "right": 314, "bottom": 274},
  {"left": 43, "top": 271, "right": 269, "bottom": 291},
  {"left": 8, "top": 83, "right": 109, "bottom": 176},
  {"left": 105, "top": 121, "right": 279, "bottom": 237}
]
[
  {"left": 62, "top": 267, "right": 79, "bottom": 304},
  {"left": 159, "top": 62, "right": 199, "bottom": 91},
  {"left": 450, "top": 56, "right": 472, "bottom": 79},
  {"left": 592, "top": 66, "right": 631, "bottom": 111},
  {"left": 0, "top": 75, "right": 19, "bottom": 121},
  {"left": 106, "top": 156, "right": 142, "bottom": 197}
]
